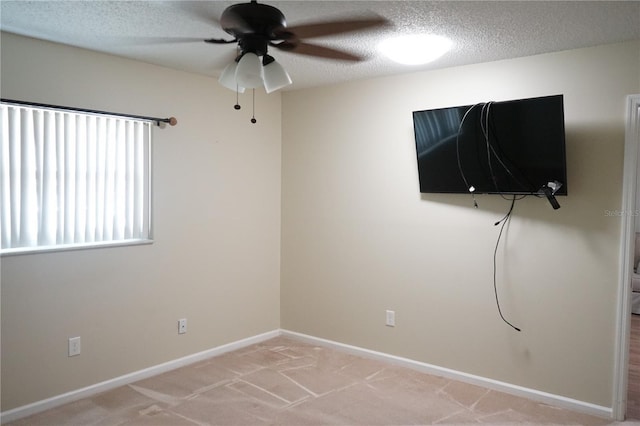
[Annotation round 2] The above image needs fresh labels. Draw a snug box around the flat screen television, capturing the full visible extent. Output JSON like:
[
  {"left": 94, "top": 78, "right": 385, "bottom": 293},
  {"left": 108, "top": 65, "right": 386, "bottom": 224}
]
[{"left": 412, "top": 94, "right": 567, "bottom": 196}]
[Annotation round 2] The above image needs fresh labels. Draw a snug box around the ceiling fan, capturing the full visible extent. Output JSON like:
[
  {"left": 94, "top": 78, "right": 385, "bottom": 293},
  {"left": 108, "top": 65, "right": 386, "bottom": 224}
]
[
  {"left": 154, "top": 0, "right": 388, "bottom": 121},
  {"left": 176, "top": 0, "right": 390, "bottom": 95},
  {"left": 204, "top": 0, "right": 389, "bottom": 62}
]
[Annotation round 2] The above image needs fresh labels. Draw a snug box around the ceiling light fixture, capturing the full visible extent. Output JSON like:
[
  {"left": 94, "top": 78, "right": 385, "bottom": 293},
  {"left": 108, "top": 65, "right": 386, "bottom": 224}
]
[
  {"left": 378, "top": 34, "right": 453, "bottom": 65},
  {"left": 218, "top": 51, "right": 292, "bottom": 123},
  {"left": 218, "top": 53, "right": 292, "bottom": 94}
]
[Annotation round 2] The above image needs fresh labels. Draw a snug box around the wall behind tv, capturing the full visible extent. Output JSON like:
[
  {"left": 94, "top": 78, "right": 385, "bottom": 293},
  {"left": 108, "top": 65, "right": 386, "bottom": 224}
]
[
  {"left": 281, "top": 40, "right": 640, "bottom": 408},
  {"left": 0, "top": 32, "right": 282, "bottom": 411}
]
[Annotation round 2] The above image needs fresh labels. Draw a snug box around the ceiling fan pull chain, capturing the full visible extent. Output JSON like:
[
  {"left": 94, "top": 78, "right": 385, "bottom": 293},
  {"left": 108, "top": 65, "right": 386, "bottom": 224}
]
[
  {"left": 234, "top": 84, "right": 241, "bottom": 110},
  {"left": 251, "top": 89, "right": 257, "bottom": 124}
]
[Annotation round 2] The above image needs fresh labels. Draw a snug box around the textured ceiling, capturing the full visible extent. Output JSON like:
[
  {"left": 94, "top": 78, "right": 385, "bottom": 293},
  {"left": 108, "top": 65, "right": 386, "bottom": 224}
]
[{"left": 1, "top": 1, "right": 639, "bottom": 90}]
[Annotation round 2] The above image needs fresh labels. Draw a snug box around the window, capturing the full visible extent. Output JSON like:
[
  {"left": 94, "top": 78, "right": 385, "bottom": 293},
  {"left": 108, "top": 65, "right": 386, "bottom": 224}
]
[{"left": 0, "top": 103, "right": 152, "bottom": 254}]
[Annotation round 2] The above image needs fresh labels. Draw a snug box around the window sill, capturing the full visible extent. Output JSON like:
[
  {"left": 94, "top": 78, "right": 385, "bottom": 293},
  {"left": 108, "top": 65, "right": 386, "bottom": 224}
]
[{"left": 0, "top": 239, "right": 154, "bottom": 257}]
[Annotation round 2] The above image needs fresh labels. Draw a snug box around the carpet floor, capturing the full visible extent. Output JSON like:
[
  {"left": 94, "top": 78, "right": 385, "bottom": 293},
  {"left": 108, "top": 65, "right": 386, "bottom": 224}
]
[{"left": 6, "top": 336, "right": 637, "bottom": 425}]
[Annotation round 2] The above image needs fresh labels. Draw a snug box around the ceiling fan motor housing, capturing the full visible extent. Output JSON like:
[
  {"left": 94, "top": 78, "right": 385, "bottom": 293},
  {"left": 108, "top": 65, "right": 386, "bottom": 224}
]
[
  {"left": 237, "top": 36, "right": 270, "bottom": 57},
  {"left": 221, "top": 1, "right": 288, "bottom": 58}
]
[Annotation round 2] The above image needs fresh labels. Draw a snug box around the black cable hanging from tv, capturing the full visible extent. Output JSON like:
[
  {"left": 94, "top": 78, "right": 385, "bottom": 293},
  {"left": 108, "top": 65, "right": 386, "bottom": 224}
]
[
  {"left": 456, "top": 102, "right": 483, "bottom": 208},
  {"left": 493, "top": 195, "right": 521, "bottom": 332},
  {"left": 481, "top": 106, "right": 522, "bottom": 331},
  {"left": 0, "top": 98, "right": 177, "bottom": 127}
]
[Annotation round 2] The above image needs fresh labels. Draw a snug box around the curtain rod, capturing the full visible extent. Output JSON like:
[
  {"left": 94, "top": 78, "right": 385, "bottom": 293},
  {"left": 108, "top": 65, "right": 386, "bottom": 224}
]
[{"left": 0, "top": 98, "right": 177, "bottom": 127}]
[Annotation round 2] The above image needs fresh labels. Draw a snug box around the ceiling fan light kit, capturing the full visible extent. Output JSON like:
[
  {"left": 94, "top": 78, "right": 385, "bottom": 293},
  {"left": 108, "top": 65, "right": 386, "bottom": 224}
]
[{"left": 218, "top": 51, "right": 292, "bottom": 94}]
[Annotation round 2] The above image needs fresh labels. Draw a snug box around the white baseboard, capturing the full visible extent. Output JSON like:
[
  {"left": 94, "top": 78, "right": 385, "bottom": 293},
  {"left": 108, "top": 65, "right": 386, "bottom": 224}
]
[
  {"left": 2, "top": 328, "right": 613, "bottom": 423},
  {"left": 0, "top": 329, "right": 280, "bottom": 423},
  {"left": 280, "top": 329, "right": 613, "bottom": 420}
]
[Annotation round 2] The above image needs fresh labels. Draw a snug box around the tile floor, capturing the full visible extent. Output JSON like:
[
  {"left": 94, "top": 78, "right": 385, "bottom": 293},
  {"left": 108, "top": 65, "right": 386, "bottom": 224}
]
[{"left": 5, "top": 336, "right": 630, "bottom": 425}]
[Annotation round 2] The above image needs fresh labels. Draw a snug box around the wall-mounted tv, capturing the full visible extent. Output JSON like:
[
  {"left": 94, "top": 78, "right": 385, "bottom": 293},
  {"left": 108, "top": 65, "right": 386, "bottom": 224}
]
[{"left": 412, "top": 95, "right": 567, "bottom": 196}]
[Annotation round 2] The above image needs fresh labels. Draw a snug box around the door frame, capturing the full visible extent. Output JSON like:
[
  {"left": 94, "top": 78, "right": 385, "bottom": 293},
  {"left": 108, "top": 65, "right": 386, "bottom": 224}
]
[{"left": 613, "top": 94, "right": 640, "bottom": 420}]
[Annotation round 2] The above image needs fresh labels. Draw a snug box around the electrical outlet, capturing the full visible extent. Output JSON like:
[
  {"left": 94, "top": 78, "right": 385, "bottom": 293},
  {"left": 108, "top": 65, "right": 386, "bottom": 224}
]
[
  {"left": 68, "top": 336, "right": 81, "bottom": 356},
  {"left": 386, "top": 310, "right": 395, "bottom": 327},
  {"left": 178, "top": 318, "right": 187, "bottom": 334}
]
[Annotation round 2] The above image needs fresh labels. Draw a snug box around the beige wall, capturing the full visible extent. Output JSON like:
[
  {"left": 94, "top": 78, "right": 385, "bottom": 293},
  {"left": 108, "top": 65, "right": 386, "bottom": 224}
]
[
  {"left": 0, "top": 32, "right": 282, "bottom": 410},
  {"left": 281, "top": 41, "right": 640, "bottom": 407}
]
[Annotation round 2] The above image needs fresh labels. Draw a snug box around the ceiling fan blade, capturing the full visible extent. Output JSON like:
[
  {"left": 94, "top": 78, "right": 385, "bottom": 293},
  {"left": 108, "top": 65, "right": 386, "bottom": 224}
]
[
  {"left": 173, "top": 1, "right": 222, "bottom": 27},
  {"left": 120, "top": 36, "right": 213, "bottom": 45},
  {"left": 204, "top": 38, "right": 237, "bottom": 44},
  {"left": 273, "top": 41, "right": 364, "bottom": 62},
  {"left": 280, "top": 16, "right": 390, "bottom": 39}
]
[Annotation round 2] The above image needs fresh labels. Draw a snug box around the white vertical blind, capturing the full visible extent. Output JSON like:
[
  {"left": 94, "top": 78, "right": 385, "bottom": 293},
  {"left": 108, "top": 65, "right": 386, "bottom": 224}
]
[{"left": 0, "top": 104, "right": 151, "bottom": 253}]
